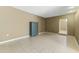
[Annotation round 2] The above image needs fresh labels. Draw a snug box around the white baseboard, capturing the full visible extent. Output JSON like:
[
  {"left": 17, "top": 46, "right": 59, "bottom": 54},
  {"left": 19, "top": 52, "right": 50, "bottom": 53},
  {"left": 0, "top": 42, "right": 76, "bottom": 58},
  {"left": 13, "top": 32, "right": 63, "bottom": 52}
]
[
  {"left": 38, "top": 32, "right": 46, "bottom": 35},
  {"left": 0, "top": 35, "right": 30, "bottom": 45}
]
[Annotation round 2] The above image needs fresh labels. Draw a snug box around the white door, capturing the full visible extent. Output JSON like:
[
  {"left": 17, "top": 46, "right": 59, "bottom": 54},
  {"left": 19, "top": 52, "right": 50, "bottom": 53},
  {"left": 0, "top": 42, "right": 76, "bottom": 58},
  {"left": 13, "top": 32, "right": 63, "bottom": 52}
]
[{"left": 59, "top": 18, "right": 67, "bottom": 34}]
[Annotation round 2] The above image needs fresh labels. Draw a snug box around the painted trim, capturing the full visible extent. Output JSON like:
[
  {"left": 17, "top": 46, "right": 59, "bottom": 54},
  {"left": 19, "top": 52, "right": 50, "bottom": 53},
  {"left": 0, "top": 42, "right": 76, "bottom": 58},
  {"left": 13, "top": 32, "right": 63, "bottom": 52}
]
[
  {"left": 0, "top": 35, "right": 29, "bottom": 45},
  {"left": 38, "top": 32, "right": 46, "bottom": 35}
]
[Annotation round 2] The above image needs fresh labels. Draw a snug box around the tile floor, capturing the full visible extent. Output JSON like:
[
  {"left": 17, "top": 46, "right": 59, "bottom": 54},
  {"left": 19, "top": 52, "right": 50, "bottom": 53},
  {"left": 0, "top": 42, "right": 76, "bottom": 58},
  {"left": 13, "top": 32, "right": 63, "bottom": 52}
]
[{"left": 0, "top": 32, "right": 78, "bottom": 53}]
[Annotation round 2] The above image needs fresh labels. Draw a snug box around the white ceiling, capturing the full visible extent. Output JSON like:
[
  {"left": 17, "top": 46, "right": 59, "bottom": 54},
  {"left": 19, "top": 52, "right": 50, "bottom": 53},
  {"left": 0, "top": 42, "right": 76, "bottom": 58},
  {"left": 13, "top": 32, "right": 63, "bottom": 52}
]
[{"left": 13, "top": 6, "right": 76, "bottom": 18}]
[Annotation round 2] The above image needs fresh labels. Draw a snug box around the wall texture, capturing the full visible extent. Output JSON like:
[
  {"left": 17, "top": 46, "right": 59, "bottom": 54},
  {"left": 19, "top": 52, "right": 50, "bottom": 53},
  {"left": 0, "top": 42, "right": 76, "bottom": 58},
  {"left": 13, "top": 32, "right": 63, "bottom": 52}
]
[
  {"left": 0, "top": 7, "right": 45, "bottom": 41},
  {"left": 66, "top": 13, "right": 75, "bottom": 35},
  {"left": 46, "top": 16, "right": 59, "bottom": 33},
  {"left": 46, "top": 11, "right": 79, "bottom": 44},
  {"left": 0, "top": 6, "right": 78, "bottom": 43},
  {"left": 75, "top": 10, "right": 79, "bottom": 44},
  {"left": 46, "top": 13, "right": 75, "bottom": 36}
]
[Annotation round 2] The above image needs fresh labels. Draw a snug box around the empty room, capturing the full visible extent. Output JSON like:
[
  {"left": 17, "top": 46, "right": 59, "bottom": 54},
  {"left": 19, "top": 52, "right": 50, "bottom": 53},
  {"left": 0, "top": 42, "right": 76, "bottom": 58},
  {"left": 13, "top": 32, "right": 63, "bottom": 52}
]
[{"left": 0, "top": 6, "right": 79, "bottom": 53}]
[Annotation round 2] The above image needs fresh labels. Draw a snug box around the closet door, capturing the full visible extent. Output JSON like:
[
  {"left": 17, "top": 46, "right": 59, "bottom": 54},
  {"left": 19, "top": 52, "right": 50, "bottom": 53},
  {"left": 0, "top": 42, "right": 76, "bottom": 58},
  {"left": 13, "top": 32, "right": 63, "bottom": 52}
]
[{"left": 30, "top": 22, "right": 38, "bottom": 37}]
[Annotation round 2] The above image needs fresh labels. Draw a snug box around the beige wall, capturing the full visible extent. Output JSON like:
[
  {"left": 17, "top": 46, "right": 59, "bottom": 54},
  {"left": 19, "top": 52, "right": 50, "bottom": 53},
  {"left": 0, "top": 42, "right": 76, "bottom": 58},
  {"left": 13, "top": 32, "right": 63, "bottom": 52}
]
[
  {"left": 0, "top": 7, "right": 45, "bottom": 41},
  {"left": 46, "top": 9, "right": 79, "bottom": 44},
  {"left": 46, "top": 13, "right": 75, "bottom": 36},
  {"left": 46, "top": 16, "right": 59, "bottom": 33},
  {"left": 66, "top": 10, "right": 79, "bottom": 44},
  {"left": 75, "top": 10, "right": 79, "bottom": 43},
  {"left": 0, "top": 6, "right": 78, "bottom": 43},
  {"left": 66, "top": 13, "right": 75, "bottom": 35}
]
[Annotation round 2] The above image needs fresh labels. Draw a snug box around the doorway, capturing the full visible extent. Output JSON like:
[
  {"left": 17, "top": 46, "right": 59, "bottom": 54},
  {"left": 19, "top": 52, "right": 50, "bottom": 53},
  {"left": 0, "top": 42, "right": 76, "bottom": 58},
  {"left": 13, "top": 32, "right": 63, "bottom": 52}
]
[
  {"left": 59, "top": 18, "right": 67, "bottom": 35},
  {"left": 30, "top": 22, "right": 38, "bottom": 37}
]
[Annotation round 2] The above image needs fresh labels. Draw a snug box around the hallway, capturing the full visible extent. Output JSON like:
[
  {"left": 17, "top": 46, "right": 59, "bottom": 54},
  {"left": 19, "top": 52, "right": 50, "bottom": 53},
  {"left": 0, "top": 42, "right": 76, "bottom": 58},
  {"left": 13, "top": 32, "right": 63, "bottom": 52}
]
[{"left": 0, "top": 33, "right": 78, "bottom": 53}]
